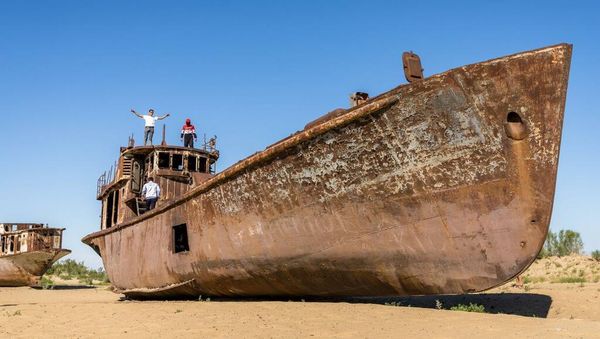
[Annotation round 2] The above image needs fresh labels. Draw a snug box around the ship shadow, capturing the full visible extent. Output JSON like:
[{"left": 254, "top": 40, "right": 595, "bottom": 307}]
[
  {"left": 30, "top": 285, "right": 97, "bottom": 290},
  {"left": 208, "top": 293, "right": 552, "bottom": 318},
  {"left": 319, "top": 293, "right": 551, "bottom": 318}
]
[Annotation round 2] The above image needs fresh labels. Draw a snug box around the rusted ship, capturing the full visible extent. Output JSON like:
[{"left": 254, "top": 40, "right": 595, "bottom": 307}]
[
  {"left": 1, "top": 223, "right": 70, "bottom": 286},
  {"left": 83, "top": 44, "right": 571, "bottom": 299}
]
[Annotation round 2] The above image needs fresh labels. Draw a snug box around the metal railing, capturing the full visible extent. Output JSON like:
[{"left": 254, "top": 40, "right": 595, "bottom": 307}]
[
  {"left": 97, "top": 159, "right": 118, "bottom": 197},
  {"left": 201, "top": 134, "right": 218, "bottom": 153}
]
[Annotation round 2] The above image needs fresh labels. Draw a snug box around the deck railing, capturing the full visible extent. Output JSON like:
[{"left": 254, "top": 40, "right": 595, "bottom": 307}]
[{"left": 97, "top": 159, "right": 118, "bottom": 197}]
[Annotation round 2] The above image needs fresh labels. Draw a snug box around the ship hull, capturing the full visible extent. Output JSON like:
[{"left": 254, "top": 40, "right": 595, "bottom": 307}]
[
  {"left": 83, "top": 44, "right": 571, "bottom": 298},
  {"left": 0, "top": 250, "right": 71, "bottom": 286}
]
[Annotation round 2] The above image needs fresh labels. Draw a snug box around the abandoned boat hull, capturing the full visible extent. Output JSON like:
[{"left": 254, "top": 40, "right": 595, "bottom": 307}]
[
  {"left": 0, "top": 250, "right": 70, "bottom": 286},
  {"left": 83, "top": 44, "right": 571, "bottom": 298}
]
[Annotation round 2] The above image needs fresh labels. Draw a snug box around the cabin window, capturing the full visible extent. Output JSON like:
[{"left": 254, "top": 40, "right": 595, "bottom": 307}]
[
  {"left": 199, "top": 157, "right": 207, "bottom": 173},
  {"left": 173, "top": 223, "right": 189, "bottom": 253},
  {"left": 105, "top": 193, "right": 114, "bottom": 229},
  {"left": 112, "top": 190, "right": 120, "bottom": 226},
  {"left": 172, "top": 154, "right": 184, "bottom": 171},
  {"left": 158, "top": 152, "right": 170, "bottom": 169},
  {"left": 188, "top": 156, "right": 198, "bottom": 172}
]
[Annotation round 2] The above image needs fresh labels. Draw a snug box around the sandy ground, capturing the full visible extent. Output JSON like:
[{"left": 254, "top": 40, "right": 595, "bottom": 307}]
[{"left": 1, "top": 257, "right": 599, "bottom": 338}]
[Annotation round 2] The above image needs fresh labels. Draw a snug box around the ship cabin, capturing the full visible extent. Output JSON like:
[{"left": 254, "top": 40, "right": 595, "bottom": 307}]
[
  {"left": 0, "top": 223, "right": 65, "bottom": 256},
  {"left": 97, "top": 143, "right": 219, "bottom": 230}
]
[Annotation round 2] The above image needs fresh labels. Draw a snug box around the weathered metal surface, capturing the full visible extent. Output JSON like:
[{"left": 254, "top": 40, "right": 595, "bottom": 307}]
[
  {"left": 83, "top": 44, "right": 572, "bottom": 299},
  {"left": 0, "top": 223, "right": 70, "bottom": 286}
]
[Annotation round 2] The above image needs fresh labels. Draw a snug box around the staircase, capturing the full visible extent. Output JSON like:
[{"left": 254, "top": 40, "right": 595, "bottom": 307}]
[
  {"left": 124, "top": 196, "right": 149, "bottom": 216},
  {"left": 135, "top": 198, "right": 148, "bottom": 215}
]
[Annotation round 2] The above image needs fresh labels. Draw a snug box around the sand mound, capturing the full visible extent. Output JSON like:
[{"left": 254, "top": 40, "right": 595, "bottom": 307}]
[{"left": 522, "top": 255, "right": 600, "bottom": 283}]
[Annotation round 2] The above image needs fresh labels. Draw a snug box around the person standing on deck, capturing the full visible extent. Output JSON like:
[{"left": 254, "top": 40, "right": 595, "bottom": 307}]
[
  {"left": 130, "top": 108, "right": 170, "bottom": 145},
  {"left": 141, "top": 177, "right": 160, "bottom": 210},
  {"left": 180, "top": 118, "right": 197, "bottom": 148}
]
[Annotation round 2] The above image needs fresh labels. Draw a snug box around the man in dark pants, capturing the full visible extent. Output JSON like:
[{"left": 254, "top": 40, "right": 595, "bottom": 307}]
[
  {"left": 141, "top": 177, "right": 160, "bottom": 210},
  {"left": 130, "top": 108, "right": 170, "bottom": 145},
  {"left": 180, "top": 118, "right": 197, "bottom": 148}
]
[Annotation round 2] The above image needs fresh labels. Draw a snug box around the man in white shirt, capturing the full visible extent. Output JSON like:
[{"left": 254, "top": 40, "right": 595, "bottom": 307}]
[
  {"left": 141, "top": 177, "right": 161, "bottom": 210},
  {"left": 130, "top": 108, "right": 170, "bottom": 145}
]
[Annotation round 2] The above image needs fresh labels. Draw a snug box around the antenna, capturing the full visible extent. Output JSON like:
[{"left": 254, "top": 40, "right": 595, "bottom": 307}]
[
  {"left": 128, "top": 133, "right": 135, "bottom": 148},
  {"left": 161, "top": 125, "right": 167, "bottom": 146}
]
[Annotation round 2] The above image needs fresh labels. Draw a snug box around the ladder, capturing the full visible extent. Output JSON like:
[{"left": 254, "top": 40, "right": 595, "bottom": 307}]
[{"left": 135, "top": 198, "right": 148, "bottom": 216}]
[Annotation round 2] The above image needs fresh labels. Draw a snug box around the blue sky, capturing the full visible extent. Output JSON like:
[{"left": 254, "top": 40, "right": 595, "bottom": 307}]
[{"left": 0, "top": 1, "right": 598, "bottom": 268}]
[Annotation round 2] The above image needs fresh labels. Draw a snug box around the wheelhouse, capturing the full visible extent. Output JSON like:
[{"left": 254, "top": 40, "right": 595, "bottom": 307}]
[
  {"left": 97, "top": 143, "right": 219, "bottom": 230},
  {"left": 0, "top": 223, "right": 65, "bottom": 256}
]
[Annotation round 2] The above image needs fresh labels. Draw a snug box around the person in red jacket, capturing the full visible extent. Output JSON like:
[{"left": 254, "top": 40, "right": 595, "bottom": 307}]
[{"left": 181, "top": 118, "right": 197, "bottom": 148}]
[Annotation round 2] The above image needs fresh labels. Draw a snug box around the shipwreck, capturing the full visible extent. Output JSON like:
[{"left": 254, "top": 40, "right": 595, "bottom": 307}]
[
  {"left": 0, "top": 223, "right": 70, "bottom": 286},
  {"left": 83, "top": 44, "right": 572, "bottom": 299}
]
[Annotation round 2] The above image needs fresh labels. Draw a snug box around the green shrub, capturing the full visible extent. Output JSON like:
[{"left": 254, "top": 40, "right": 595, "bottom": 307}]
[
  {"left": 592, "top": 250, "right": 600, "bottom": 261},
  {"left": 538, "top": 229, "right": 584, "bottom": 258},
  {"left": 450, "top": 303, "right": 485, "bottom": 313},
  {"left": 384, "top": 301, "right": 403, "bottom": 307},
  {"left": 40, "top": 276, "right": 54, "bottom": 289},
  {"left": 551, "top": 276, "right": 586, "bottom": 284},
  {"left": 79, "top": 277, "right": 94, "bottom": 285},
  {"left": 46, "top": 259, "right": 108, "bottom": 285},
  {"left": 522, "top": 276, "right": 546, "bottom": 284}
]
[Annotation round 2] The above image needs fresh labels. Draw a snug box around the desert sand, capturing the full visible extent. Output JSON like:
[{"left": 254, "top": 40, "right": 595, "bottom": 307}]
[{"left": 1, "top": 256, "right": 599, "bottom": 338}]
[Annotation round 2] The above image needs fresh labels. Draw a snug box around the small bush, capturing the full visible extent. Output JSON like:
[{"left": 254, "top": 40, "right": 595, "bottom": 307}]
[
  {"left": 46, "top": 259, "right": 108, "bottom": 285},
  {"left": 40, "top": 276, "right": 54, "bottom": 290},
  {"left": 551, "top": 276, "right": 586, "bottom": 284},
  {"left": 450, "top": 303, "right": 485, "bottom": 313},
  {"left": 384, "top": 301, "right": 403, "bottom": 307},
  {"left": 592, "top": 250, "right": 600, "bottom": 261},
  {"left": 5, "top": 310, "right": 22, "bottom": 317},
  {"left": 79, "top": 277, "right": 94, "bottom": 285},
  {"left": 523, "top": 276, "right": 545, "bottom": 284}
]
